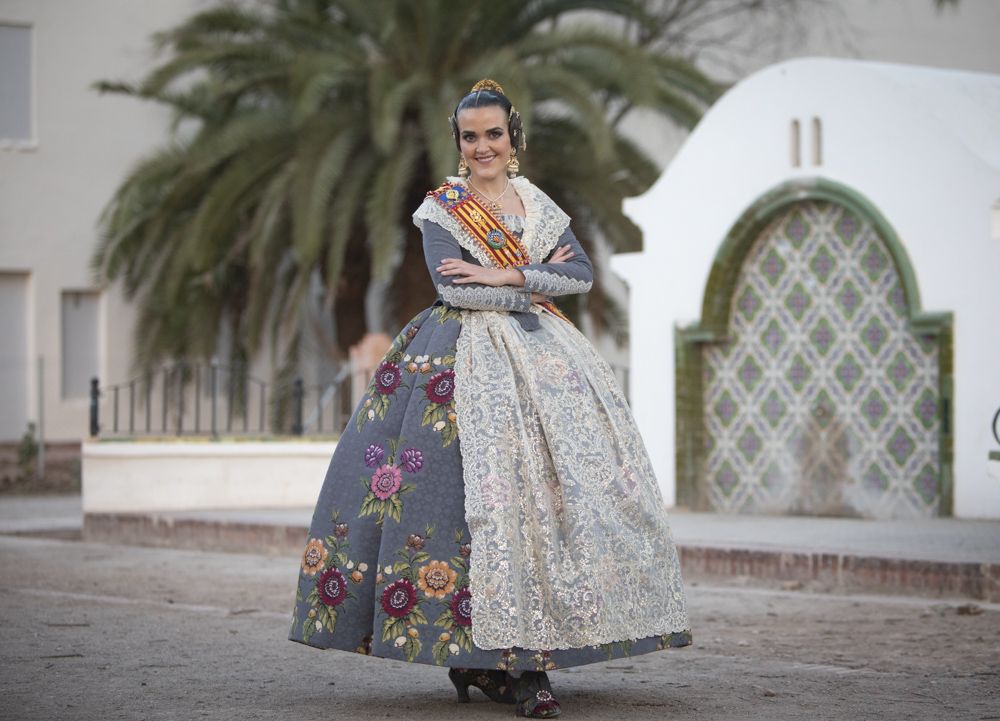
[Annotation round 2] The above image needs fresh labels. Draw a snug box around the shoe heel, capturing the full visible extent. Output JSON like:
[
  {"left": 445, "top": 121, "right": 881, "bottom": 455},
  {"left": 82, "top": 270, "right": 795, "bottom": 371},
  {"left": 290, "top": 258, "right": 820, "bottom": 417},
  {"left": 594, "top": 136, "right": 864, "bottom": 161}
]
[{"left": 448, "top": 669, "right": 472, "bottom": 703}]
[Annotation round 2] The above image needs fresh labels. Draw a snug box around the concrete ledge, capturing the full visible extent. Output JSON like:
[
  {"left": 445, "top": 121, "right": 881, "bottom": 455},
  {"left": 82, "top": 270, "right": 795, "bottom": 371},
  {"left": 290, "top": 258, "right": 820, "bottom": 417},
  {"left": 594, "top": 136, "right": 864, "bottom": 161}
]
[
  {"left": 82, "top": 440, "right": 336, "bottom": 513},
  {"left": 83, "top": 511, "right": 1000, "bottom": 603},
  {"left": 679, "top": 545, "right": 999, "bottom": 603},
  {"left": 83, "top": 512, "right": 307, "bottom": 555}
]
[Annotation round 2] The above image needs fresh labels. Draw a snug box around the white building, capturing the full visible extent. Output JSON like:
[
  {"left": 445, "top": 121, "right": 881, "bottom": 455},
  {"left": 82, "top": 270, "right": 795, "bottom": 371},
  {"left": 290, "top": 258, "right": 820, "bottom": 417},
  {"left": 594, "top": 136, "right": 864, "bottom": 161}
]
[
  {"left": 0, "top": 0, "right": 203, "bottom": 443},
  {"left": 615, "top": 57, "right": 1000, "bottom": 519}
]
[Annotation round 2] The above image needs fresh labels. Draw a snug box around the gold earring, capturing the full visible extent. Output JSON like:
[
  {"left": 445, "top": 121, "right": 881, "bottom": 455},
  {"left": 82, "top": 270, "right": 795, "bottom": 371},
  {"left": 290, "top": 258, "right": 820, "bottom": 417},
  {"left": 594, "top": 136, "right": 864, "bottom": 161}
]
[
  {"left": 458, "top": 154, "right": 470, "bottom": 178},
  {"left": 506, "top": 149, "right": 519, "bottom": 178}
]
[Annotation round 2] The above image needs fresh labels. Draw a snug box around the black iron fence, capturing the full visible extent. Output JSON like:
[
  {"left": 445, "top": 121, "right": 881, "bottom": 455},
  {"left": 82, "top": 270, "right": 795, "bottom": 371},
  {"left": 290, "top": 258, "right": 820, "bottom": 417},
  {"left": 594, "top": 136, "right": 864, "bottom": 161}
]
[
  {"left": 89, "top": 362, "right": 352, "bottom": 439},
  {"left": 89, "top": 359, "right": 633, "bottom": 439}
]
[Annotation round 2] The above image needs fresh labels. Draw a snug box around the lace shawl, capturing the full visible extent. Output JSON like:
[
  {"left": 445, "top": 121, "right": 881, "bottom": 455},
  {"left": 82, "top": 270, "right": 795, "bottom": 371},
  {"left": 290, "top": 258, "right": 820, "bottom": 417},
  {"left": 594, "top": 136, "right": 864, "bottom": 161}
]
[{"left": 454, "top": 311, "right": 690, "bottom": 650}]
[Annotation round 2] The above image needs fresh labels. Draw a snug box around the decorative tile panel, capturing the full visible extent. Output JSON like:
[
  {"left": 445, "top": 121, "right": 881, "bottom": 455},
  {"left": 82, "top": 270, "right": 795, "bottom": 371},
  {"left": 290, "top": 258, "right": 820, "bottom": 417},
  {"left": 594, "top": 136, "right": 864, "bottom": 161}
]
[{"left": 701, "top": 201, "right": 942, "bottom": 519}]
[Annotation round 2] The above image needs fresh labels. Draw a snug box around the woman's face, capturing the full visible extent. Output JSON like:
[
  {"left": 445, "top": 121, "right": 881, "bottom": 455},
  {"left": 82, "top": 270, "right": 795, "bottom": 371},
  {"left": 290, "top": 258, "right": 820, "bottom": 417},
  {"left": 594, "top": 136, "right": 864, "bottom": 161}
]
[{"left": 456, "top": 105, "right": 512, "bottom": 185}]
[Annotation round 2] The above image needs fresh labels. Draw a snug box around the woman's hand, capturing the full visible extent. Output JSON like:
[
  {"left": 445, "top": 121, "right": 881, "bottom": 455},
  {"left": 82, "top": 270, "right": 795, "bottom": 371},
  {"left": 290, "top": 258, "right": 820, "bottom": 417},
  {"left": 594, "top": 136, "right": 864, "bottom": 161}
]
[
  {"left": 437, "top": 259, "right": 520, "bottom": 287},
  {"left": 437, "top": 243, "right": 574, "bottom": 286},
  {"left": 548, "top": 244, "right": 574, "bottom": 263},
  {"left": 529, "top": 292, "right": 548, "bottom": 304}
]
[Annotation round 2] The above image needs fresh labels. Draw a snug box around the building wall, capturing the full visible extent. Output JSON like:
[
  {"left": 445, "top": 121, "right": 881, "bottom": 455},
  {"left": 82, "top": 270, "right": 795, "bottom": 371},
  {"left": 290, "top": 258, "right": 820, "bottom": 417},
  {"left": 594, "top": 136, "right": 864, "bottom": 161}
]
[
  {"left": 0, "top": 0, "right": 204, "bottom": 441},
  {"left": 616, "top": 58, "right": 1000, "bottom": 518},
  {"left": 1, "top": 0, "right": 998, "bottom": 450}
]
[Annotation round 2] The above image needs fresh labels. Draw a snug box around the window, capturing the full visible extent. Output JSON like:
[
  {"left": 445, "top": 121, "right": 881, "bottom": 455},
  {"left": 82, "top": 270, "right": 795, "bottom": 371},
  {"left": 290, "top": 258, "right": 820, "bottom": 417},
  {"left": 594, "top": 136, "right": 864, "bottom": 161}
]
[
  {"left": 0, "top": 24, "right": 32, "bottom": 143},
  {"left": 0, "top": 272, "right": 30, "bottom": 439},
  {"left": 790, "top": 119, "right": 801, "bottom": 168},
  {"left": 61, "top": 290, "right": 100, "bottom": 399},
  {"left": 811, "top": 116, "right": 823, "bottom": 166}
]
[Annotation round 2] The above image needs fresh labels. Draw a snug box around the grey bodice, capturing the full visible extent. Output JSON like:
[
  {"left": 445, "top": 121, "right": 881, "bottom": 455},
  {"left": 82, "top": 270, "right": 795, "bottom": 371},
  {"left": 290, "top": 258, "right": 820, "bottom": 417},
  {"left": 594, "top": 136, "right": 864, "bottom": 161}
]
[{"left": 420, "top": 214, "right": 593, "bottom": 331}]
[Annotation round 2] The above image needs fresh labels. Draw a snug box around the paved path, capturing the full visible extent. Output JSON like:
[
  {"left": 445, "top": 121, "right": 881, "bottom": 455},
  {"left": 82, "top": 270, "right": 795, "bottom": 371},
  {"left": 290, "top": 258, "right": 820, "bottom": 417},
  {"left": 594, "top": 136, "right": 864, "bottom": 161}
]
[
  {"left": 8, "top": 494, "right": 997, "bottom": 563},
  {"left": 147, "top": 505, "right": 1000, "bottom": 562},
  {"left": 0, "top": 494, "right": 81, "bottom": 534},
  {"left": 670, "top": 512, "right": 1000, "bottom": 563},
  {"left": 1, "top": 534, "right": 997, "bottom": 721},
  {"left": 5, "top": 495, "right": 1000, "bottom": 600}
]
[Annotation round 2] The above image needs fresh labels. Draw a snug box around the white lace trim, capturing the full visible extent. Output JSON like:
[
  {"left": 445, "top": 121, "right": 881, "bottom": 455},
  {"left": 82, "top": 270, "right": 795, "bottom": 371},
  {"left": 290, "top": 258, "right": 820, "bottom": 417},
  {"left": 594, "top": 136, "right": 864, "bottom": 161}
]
[
  {"left": 437, "top": 283, "right": 530, "bottom": 312},
  {"left": 522, "top": 269, "right": 593, "bottom": 296},
  {"left": 499, "top": 213, "right": 525, "bottom": 233},
  {"left": 414, "top": 192, "right": 495, "bottom": 269},
  {"left": 455, "top": 311, "right": 689, "bottom": 650},
  {"left": 412, "top": 177, "right": 570, "bottom": 268},
  {"left": 511, "top": 176, "right": 570, "bottom": 265}
]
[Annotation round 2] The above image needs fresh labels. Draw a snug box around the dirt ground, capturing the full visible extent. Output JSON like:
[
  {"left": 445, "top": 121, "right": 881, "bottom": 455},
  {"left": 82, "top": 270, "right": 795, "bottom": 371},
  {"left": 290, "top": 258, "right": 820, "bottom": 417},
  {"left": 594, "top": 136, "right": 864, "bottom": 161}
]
[{"left": 0, "top": 534, "right": 997, "bottom": 721}]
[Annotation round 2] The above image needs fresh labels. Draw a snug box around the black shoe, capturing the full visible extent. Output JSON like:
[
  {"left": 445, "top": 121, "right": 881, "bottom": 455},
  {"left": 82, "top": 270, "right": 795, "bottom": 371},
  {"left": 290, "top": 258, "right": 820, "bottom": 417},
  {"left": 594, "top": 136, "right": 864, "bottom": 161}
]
[
  {"left": 448, "top": 667, "right": 516, "bottom": 704},
  {"left": 510, "top": 671, "right": 561, "bottom": 718}
]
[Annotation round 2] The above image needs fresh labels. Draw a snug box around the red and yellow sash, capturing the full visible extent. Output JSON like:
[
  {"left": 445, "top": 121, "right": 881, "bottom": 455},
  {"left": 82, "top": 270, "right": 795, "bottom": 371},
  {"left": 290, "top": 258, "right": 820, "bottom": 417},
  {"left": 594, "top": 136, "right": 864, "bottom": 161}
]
[{"left": 430, "top": 182, "right": 571, "bottom": 323}]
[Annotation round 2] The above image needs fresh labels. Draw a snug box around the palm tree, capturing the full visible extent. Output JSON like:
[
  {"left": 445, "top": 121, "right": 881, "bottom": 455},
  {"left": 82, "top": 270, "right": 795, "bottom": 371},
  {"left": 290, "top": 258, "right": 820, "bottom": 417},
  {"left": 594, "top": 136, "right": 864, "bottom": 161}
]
[{"left": 94, "top": 0, "right": 719, "bottom": 391}]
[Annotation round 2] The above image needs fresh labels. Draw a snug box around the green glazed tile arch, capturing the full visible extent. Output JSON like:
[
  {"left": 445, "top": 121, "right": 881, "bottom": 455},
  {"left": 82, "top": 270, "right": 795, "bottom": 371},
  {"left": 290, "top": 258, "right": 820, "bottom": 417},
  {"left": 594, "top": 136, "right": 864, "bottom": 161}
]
[
  {"left": 674, "top": 176, "right": 954, "bottom": 515},
  {"left": 699, "top": 177, "right": 927, "bottom": 338}
]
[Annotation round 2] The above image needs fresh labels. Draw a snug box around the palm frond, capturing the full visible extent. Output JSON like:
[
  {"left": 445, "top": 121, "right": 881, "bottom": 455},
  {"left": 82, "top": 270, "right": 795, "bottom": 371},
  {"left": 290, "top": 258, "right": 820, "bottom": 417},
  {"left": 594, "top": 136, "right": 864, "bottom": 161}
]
[{"left": 95, "top": 0, "right": 722, "bottom": 381}]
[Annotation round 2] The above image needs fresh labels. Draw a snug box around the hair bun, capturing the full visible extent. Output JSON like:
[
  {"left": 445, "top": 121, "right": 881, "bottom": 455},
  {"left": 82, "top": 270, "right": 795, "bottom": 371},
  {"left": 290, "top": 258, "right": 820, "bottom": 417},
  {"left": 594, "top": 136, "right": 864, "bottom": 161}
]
[{"left": 470, "top": 78, "right": 505, "bottom": 95}]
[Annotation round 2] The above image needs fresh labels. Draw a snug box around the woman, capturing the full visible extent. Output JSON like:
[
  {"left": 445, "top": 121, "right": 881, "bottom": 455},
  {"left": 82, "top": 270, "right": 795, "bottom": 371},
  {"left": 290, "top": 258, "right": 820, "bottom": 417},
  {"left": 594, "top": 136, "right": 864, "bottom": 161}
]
[{"left": 289, "top": 79, "right": 691, "bottom": 719}]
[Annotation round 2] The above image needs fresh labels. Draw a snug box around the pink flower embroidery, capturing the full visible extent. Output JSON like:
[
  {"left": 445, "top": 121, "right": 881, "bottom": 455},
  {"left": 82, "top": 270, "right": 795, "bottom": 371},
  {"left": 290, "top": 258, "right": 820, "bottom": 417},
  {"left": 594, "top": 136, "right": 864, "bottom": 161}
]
[{"left": 370, "top": 464, "right": 402, "bottom": 500}]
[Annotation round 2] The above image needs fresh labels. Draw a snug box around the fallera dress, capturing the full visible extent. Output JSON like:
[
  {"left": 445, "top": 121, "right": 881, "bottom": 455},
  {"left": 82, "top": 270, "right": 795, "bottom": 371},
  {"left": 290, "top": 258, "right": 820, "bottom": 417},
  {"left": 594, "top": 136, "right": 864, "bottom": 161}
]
[{"left": 288, "top": 176, "right": 691, "bottom": 670}]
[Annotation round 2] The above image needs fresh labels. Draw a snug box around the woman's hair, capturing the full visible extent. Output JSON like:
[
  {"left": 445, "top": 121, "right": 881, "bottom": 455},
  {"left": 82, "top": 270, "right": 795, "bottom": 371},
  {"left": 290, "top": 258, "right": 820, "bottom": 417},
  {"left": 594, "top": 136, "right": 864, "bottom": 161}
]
[{"left": 450, "top": 85, "right": 525, "bottom": 152}]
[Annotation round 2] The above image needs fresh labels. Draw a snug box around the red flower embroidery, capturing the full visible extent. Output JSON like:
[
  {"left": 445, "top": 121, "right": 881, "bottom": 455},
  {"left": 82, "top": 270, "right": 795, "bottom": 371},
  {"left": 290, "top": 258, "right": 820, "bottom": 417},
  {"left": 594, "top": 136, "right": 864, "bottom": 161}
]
[
  {"left": 374, "top": 362, "right": 402, "bottom": 394},
  {"left": 450, "top": 587, "right": 473, "bottom": 627},
  {"left": 425, "top": 370, "right": 456, "bottom": 404},
  {"left": 381, "top": 578, "right": 417, "bottom": 618},
  {"left": 317, "top": 567, "right": 348, "bottom": 607}
]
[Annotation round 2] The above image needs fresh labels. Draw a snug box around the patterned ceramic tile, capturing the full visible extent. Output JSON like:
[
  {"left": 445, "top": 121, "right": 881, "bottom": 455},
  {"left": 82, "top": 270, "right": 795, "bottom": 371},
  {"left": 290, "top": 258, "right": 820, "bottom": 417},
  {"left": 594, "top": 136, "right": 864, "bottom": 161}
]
[{"left": 702, "top": 201, "right": 942, "bottom": 518}]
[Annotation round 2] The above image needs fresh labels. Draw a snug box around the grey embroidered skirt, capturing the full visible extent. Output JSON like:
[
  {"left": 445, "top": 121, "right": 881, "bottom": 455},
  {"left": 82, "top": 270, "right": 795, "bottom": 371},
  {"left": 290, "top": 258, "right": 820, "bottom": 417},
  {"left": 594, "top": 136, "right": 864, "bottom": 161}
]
[{"left": 288, "top": 303, "right": 692, "bottom": 669}]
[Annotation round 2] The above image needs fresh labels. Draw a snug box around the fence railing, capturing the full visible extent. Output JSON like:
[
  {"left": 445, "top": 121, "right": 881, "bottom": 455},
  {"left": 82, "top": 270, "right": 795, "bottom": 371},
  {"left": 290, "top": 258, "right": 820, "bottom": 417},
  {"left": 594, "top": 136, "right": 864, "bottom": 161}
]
[
  {"left": 89, "top": 361, "right": 352, "bottom": 439},
  {"left": 90, "top": 359, "right": 632, "bottom": 439}
]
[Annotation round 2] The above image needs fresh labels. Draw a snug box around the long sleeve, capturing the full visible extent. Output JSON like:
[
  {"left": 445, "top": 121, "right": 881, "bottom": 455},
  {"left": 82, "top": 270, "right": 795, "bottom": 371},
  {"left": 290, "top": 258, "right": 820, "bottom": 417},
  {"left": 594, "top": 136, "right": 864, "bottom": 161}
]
[
  {"left": 517, "top": 226, "right": 593, "bottom": 296},
  {"left": 421, "top": 220, "right": 532, "bottom": 312}
]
